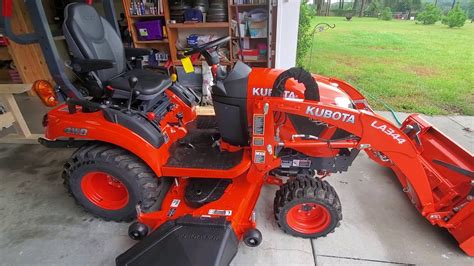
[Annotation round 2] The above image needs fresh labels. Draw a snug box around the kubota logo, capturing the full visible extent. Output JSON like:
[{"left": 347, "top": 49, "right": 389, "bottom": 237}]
[
  {"left": 252, "top": 88, "right": 298, "bottom": 99},
  {"left": 305, "top": 106, "right": 355, "bottom": 124}
]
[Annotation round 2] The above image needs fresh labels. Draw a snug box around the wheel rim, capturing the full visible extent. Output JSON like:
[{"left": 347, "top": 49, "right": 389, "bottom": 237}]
[
  {"left": 81, "top": 171, "right": 129, "bottom": 210},
  {"left": 286, "top": 203, "right": 331, "bottom": 234}
]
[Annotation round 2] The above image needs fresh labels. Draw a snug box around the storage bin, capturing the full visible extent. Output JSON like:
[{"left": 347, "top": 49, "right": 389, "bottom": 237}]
[
  {"left": 135, "top": 20, "right": 163, "bottom": 41},
  {"left": 247, "top": 8, "right": 268, "bottom": 39},
  {"left": 241, "top": 49, "right": 259, "bottom": 61}
]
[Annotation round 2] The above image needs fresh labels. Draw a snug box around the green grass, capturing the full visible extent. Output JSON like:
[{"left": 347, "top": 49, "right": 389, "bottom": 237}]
[{"left": 302, "top": 17, "right": 474, "bottom": 115}]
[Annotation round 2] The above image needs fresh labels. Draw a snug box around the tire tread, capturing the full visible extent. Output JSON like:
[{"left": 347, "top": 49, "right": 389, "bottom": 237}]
[
  {"left": 274, "top": 174, "right": 342, "bottom": 238},
  {"left": 63, "top": 142, "right": 160, "bottom": 222}
]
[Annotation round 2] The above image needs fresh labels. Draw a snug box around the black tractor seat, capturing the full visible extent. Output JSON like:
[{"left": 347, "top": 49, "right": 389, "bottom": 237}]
[
  {"left": 63, "top": 3, "right": 171, "bottom": 101},
  {"left": 107, "top": 69, "right": 172, "bottom": 99}
]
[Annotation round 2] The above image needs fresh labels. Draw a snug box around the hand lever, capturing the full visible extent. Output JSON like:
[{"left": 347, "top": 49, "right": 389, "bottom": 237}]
[{"left": 127, "top": 76, "right": 140, "bottom": 112}]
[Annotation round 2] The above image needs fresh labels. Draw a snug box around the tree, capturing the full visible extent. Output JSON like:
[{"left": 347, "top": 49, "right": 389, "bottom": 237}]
[
  {"left": 380, "top": 7, "right": 392, "bottom": 20},
  {"left": 314, "top": 0, "right": 323, "bottom": 16},
  {"left": 339, "top": 0, "right": 344, "bottom": 9},
  {"left": 442, "top": 3, "right": 467, "bottom": 27},
  {"left": 296, "top": 1, "right": 313, "bottom": 66},
  {"left": 353, "top": 0, "right": 359, "bottom": 11},
  {"left": 468, "top": 0, "right": 474, "bottom": 20},
  {"left": 326, "top": 0, "right": 332, "bottom": 16},
  {"left": 367, "top": 0, "right": 383, "bottom": 17},
  {"left": 410, "top": 0, "right": 422, "bottom": 14},
  {"left": 359, "top": 0, "right": 366, "bottom": 17},
  {"left": 416, "top": 3, "right": 442, "bottom": 24}
]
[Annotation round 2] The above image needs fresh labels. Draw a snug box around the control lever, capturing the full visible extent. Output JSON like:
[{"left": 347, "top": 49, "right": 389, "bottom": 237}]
[
  {"left": 176, "top": 112, "right": 184, "bottom": 126},
  {"left": 127, "top": 76, "right": 140, "bottom": 113}
]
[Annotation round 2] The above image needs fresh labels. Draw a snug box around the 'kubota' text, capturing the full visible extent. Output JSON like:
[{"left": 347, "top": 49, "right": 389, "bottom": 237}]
[
  {"left": 252, "top": 88, "right": 298, "bottom": 99},
  {"left": 305, "top": 106, "right": 355, "bottom": 124}
]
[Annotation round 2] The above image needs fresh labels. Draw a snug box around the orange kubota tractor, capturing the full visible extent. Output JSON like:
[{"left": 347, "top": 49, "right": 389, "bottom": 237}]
[{"left": 2, "top": 0, "right": 472, "bottom": 264}]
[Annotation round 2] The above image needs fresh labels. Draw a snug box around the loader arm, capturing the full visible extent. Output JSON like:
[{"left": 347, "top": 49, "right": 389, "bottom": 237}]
[
  {"left": 253, "top": 97, "right": 473, "bottom": 255},
  {"left": 256, "top": 98, "right": 435, "bottom": 214}
]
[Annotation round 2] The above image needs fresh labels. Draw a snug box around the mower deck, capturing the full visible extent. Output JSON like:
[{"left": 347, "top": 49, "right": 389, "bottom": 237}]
[
  {"left": 165, "top": 116, "right": 244, "bottom": 170},
  {"left": 116, "top": 215, "right": 238, "bottom": 266}
]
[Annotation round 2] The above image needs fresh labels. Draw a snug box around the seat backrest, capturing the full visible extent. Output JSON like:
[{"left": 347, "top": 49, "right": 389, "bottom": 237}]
[{"left": 63, "top": 3, "right": 126, "bottom": 82}]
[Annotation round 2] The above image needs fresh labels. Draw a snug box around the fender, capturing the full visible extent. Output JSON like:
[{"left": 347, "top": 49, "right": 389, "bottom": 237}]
[{"left": 44, "top": 104, "right": 171, "bottom": 176}]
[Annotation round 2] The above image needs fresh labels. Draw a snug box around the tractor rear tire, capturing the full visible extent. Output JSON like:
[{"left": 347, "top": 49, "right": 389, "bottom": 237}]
[
  {"left": 274, "top": 175, "right": 342, "bottom": 238},
  {"left": 63, "top": 143, "right": 161, "bottom": 222}
]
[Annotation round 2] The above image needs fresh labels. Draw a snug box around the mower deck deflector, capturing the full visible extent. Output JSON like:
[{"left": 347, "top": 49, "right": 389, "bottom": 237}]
[{"left": 116, "top": 215, "right": 239, "bottom": 266}]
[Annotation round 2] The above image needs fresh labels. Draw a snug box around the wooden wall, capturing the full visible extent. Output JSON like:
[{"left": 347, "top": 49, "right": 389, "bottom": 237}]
[{"left": 6, "top": 0, "right": 53, "bottom": 91}]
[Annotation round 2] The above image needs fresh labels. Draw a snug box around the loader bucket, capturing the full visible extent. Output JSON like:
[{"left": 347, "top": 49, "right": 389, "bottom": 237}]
[{"left": 401, "top": 114, "right": 473, "bottom": 255}]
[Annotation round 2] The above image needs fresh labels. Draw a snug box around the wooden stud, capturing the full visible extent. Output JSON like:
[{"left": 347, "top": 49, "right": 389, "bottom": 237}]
[
  {"left": 0, "top": 112, "right": 15, "bottom": 129},
  {"left": 6, "top": 0, "right": 53, "bottom": 95},
  {"left": 0, "top": 84, "right": 31, "bottom": 94},
  {"left": 0, "top": 93, "right": 32, "bottom": 137}
]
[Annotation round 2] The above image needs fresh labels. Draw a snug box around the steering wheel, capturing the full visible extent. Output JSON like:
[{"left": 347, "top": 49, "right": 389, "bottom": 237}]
[{"left": 182, "top": 36, "right": 231, "bottom": 57}]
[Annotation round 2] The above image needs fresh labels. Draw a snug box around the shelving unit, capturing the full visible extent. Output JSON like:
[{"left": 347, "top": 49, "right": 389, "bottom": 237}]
[
  {"left": 135, "top": 39, "right": 169, "bottom": 44},
  {"left": 229, "top": 4, "right": 268, "bottom": 7},
  {"left": 167, "top": 22, "right": 230, "bottom": 29},
  {"left": 122, "top": 0, "right": 276, "bottom": 68},
  {"left": 229, "top": 1, "right": 273, "bottom": 67},
  {"left": 122, "top": 0, "right": 170, "bottom": 66},
  {"left": 130, "top": 14, "right": 165, "bottom": 18}
]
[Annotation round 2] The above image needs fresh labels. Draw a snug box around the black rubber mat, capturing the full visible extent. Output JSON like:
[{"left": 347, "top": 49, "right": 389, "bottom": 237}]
[
  {"left": 165, "top": 116, "right": 243, "bottom": 170},
  {"left": 195, "top": 115, "right": 219, "bottom": 130}
]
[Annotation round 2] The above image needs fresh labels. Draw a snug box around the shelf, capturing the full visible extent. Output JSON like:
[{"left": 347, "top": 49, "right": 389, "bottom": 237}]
[
  {"left": 167, "top": 22, "right": 229, "bottom": 29},
  {"left": 245, "top": 59, "right": 267, "bottom": 63},
  {"left": 135, "top": 39, "right": 169, "bottom": 44},
  {"left": 130, "top": 14, "right": 165, "bottom": 19},
  {"left": 230, "top": 4, "right": 268, "bottom": 7},
  {"left": 234, "top": 57, "right": 267, "bottom": 63},
  {"left": 232, "top": 36, "right": 267, "bottom": 39}
]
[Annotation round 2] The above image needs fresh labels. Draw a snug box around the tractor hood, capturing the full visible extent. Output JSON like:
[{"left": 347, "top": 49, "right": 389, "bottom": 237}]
[{"left": 247, "top": 68, "right": 353, "bottom": 108}]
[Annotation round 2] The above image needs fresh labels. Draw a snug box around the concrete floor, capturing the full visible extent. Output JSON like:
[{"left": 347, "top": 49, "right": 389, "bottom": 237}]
[{"left": 0, "top": 96, "right": 473, "bottom": 265}]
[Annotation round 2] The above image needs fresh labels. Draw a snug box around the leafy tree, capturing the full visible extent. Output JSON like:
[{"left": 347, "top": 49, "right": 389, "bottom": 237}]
[
  {"left": 432, "top": 0, "right": 468, "bottom": 12},
  {"left": 442, "top": 3, "right": 468, "bottom": 27},
  {"left": 468, "top": 0, "right": 474, "bottom": 19},
  {"left": 416, "top": 3, "right": 442, "bottom": 24},
  {"left": 380, "top": 7, "right": 393, "bottom": 20},
  {"left": 367, "top": 0, "right": 384, "bottom": 16},
  {"left": 382, "top": 0, "right": 423, "bottom": 12},
  {"left": 353, "top": 0, "right": 360, "bottom": 11},
  {"left": 296, "top": 1, "right": 313, "bottom": 67}
]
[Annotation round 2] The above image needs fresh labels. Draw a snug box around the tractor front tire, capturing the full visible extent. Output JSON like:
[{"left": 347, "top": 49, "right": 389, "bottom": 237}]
[
  {"left": 274, "top": 176, "right": 342, "bottom": 238},
  {"left": 63, "top": 143, "right": 161, "bottom": 222}
]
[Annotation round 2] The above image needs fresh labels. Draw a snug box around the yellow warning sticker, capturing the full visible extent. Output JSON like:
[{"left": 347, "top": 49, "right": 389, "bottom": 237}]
[{"left": 181, "top": 57, "right": 194, "bottom": 73}]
